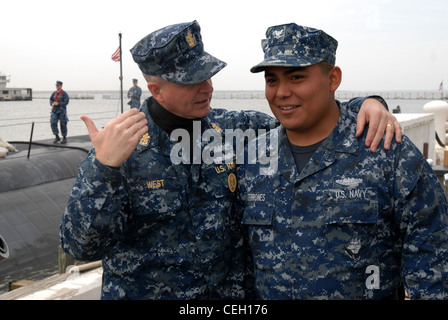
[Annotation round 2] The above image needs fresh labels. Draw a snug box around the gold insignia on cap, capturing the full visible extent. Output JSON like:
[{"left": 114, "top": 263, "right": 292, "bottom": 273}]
[
  {"left": 139, "top": 133, "right": 150, "bottom": 146},
  {"left": 186, "top": 32, "right": 196, "bottom": 47},
  {"left": 228, "top": 173, "right": 237, "bottom": 193},
  {"left": 211, "top": 122, "right": 222, "bottom": 133}
]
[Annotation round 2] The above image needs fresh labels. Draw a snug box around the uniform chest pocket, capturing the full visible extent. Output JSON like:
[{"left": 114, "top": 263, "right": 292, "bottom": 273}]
[
  {"left": 324, "top": 205, "right": 379, "bottom": 225},
  {"left": 201, "top": 162, "right": 237, "bottom": 198},
  {"left": 241, "top": 205, "right": 274, "bottom": 226},
  {"left": 133, "top": 190, "right": 182, "bottom": 216},
  {"left": 322, "top": 199, "right": 380, "bottom": 263},
  {"left": 324, "top": 187, "right": 379, "bottom": 225},
  {"left": 241, "top": 206, "right": 275, "bottom": 268}
]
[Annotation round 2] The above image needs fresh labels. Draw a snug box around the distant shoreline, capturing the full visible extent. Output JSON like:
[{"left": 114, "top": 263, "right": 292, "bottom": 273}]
[{"left": 31, "top": 90, "right": 448, "bottom": 101}]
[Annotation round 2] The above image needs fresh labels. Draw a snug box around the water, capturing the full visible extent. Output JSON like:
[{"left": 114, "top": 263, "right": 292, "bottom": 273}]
[
  {"left": 0, "top": 90, "right": 436, "bottom": 143},
  {"left": 0, "top": 91, "right": 438, "bottom": 295},
  {"left": 0, "top": 92, "right": 124, "bottom": 142}
]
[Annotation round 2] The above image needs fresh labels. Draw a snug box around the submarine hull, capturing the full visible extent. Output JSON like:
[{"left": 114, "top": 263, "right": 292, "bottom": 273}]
[{"left": 0, "top": 135, "right": 91, "bottom": 290}]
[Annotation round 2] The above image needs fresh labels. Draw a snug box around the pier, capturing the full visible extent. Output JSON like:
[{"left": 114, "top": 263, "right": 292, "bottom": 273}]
[
  {"left": 209, "top": 90, "right": 448, "bottom": 100},
  {"left": 97, "top": 90, "right": 448, "bottom": 101},
  {"left": 0, "top": 73, "right": 32, "bottom": 101},
  {"left": 336, "top": 91, "right": 448, "bottom": 101}
]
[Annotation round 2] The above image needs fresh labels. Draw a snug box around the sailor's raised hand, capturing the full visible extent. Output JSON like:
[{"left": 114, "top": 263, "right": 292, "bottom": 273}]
[{"left": 81, "top": 108, "right": 148, "bottom": 167}]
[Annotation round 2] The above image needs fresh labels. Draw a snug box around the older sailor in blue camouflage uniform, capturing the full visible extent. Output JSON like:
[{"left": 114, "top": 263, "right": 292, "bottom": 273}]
[
  {"left": 237, "top": 23, "right": 448, "bottom": 299},
  {"left": 59, "top": 21, "right": 400, "bottom": 300},
  {"left": 50, "top": 80, "right": 69, "bottom": 143}
]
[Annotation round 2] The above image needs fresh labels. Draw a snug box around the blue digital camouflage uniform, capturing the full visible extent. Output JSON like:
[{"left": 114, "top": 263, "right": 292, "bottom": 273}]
[
  {"left": 59, "top": 96, "right": 277, "bottom": 299},
  {"left": 127, "top": 80, "right": 142, "bottom": 109},
  {"left": 50, "top": 83, "right": 69, "bottom": 137},
  {"left": 61, "top": 20, "right": 260, "bottom": 300},
  {"left": 237, "top": 99, "right": 448, "bottom": 299}
]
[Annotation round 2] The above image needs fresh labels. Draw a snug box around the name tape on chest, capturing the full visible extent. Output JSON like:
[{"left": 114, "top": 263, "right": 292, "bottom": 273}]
[{"left": 247, "top": 193, "right": 266, "bottom": 202}]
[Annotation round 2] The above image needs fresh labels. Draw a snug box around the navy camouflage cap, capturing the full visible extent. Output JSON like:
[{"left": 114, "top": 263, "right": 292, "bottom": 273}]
[
  {"left": 250, "top": 23, "right": 338, "bottom": 73},
  {"left": 130, "top": 20, "right": 226, "bottom": 84}
]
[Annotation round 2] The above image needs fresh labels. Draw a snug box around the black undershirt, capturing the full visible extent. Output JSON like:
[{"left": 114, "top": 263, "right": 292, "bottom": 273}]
[
  {"left": 147, "top": 97, "right": 202, "bottom": 161},
  {"left": 147, "top": 97, "right": 199, "bottom": 136},
  {"left": 289, "top": 140, "right": 323, "bottom": 173}
]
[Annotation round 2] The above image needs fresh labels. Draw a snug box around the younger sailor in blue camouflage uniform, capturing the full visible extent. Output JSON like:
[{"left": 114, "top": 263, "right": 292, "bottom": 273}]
[
  {"left": 127, "top": 78, "right": 142, "bottom": 109},
  {"left": 50, "top": 80, "right": 69, "bottom": 143},
  {"left": 238, "top": 23, "right": 448, "bottom": 299},
  {"left": 59, "top": 21, "right": 400, "bottom": 300}
]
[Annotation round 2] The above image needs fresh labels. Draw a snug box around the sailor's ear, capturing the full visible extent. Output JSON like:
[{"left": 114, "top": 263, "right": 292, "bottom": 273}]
[
  {"left": 147, "top": 82, "right": 163, "bottom": 102},
  {"left": 147, "top": 82, "right": 159, "bottom": 96},
  {"left": 329, "top": 66, "right": 342, "bottom": 92}
]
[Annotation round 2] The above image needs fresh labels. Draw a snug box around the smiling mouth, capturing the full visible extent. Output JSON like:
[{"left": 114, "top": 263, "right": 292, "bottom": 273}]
[{"left": 278, "top": 105, "right": 300, "bottom": 110}]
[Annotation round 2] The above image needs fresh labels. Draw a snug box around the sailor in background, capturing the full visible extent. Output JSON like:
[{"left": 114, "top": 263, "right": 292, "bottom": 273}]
[
  {"left": 50, "top": 80, "right": 70, "bottom": 143},
  {"left": 127, "top": 78, "right": 142, "bottom": 109}
]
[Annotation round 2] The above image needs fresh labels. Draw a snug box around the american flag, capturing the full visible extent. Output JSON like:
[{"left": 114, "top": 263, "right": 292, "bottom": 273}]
[
  {"left": 111, "top": 46, "right": 121, "bottom": 62},
  {"left": 439, "top": 80, "right": 444, "bottom": 92}
]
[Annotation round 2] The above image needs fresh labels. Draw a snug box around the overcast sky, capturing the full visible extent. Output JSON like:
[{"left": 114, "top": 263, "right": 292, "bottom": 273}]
[{"left": 1, "top": 0, "right": 447, "bottom": 92}]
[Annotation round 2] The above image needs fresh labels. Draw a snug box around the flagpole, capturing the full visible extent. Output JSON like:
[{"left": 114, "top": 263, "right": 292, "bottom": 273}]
[{"left": 119, "top": 32, "right": 123, "bottom": 113}]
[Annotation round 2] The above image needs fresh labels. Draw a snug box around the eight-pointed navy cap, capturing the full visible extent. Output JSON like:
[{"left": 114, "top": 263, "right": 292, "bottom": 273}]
[
  {"left": 130, "top": 20, "right": 226, "bottom": 84},
  {"left": 251, "top": 23, "right": 338, "bottom": 73}
]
